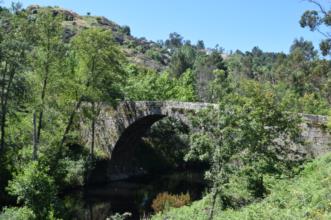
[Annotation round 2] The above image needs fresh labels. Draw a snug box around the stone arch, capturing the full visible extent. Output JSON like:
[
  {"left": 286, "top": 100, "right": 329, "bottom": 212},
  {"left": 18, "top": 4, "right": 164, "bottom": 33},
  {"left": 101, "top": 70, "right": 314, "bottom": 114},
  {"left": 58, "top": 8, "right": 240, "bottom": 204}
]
[
  {"left": 79, "top": 101, "right": 329, "bottom": 181},
  {"left": 80, "top": 101, "right": 215, "bottom": 158},
  {"left": 109, "top": 114, "right": 166, "bottom": 176}
]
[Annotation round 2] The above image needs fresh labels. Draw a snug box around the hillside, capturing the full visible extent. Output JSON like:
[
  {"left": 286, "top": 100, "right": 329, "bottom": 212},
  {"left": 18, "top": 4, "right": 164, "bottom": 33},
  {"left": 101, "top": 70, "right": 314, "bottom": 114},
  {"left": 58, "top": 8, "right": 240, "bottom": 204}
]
[
  {"left": 152, "top": 153, "right": 331, "bottom": 220},
  {"left": 26, "top": 5, "right": 170, "bottom": 72},
  {"left": 25, "top": 5, "right": 331, "bottom": 113}
]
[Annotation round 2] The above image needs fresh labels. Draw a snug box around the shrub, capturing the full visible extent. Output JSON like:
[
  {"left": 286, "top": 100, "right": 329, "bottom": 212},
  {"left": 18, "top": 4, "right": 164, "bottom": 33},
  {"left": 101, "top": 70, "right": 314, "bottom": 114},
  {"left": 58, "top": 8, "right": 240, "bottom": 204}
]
[
  {"left": 59, "top": 157, "right": 86, "bottom": 187},
  {"left": 151, "top": 192, "right": 191, "bottom": 213},
  {"left": 0, "top": 207, "right": 35, "bottom": 220},
  {"left": 6, "top": 162, "right": 58, "bottom": 219}
]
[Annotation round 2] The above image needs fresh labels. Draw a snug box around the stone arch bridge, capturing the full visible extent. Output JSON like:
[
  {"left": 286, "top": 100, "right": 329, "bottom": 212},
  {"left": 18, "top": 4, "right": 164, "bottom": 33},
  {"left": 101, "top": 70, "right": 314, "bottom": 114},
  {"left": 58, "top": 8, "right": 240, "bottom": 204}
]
[{"left": 79, "top": 101, "right": 330, "bottom": 181}]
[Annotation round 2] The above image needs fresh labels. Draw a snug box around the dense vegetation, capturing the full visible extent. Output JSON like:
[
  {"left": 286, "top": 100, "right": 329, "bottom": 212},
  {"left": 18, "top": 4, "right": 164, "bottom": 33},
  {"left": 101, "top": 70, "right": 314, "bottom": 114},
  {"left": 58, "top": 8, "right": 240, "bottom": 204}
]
[
  {"left": 152, "top": 152, "right": 331, "bottom": 220},
  {"left": 0, "top": 1, "right": 330, "bottom": 220}
]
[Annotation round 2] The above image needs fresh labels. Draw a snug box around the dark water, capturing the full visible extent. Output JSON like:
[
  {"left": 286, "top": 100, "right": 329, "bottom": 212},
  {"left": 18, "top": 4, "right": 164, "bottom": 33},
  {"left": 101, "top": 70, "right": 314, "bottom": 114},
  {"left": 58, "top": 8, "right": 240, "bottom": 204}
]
[{"left": 63, "top": 171, "right": 206, "bottom": 220}]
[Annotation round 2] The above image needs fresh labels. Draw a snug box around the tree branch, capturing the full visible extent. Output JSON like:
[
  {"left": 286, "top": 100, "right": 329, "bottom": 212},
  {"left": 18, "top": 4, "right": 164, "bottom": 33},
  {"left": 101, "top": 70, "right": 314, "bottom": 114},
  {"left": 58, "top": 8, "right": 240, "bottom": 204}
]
[{"left": 308, "top": 0, "right": 328, "bottom": 16}]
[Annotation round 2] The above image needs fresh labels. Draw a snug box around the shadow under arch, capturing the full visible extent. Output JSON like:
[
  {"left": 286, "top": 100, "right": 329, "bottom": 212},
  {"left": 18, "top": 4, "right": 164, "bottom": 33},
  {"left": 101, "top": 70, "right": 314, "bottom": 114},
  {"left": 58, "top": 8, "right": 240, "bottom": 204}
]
[{"left": 108, "top": 114, "right": 167, "bottom": 180}]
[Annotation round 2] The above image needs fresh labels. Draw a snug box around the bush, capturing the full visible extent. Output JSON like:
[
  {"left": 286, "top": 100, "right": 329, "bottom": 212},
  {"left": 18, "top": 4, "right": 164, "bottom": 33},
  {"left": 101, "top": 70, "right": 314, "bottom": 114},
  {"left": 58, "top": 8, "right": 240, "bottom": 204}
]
[
  {"left": 151, "top": 192, "right": 191, "bottom": 213},
  {"left": 152, "top": 153, "right": 331, "bottom": 220},
  {"left": 59, "top": 157, "right": 86, "bottom": 187},
  {"left": 0, "top": 207, "right": 35, "bottom": 220},
  {"left": 6, "top": 162, "right": 58, "bottom": 219}
]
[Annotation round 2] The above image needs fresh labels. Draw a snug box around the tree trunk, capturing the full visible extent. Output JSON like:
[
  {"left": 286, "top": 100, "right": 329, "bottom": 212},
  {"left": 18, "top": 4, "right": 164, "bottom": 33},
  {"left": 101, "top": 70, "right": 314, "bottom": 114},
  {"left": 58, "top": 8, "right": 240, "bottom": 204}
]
[
  {"left": 90, "top": 102, "right": 95, "bottom": 159},
  {"left": 208, "top": 188, "right": 218, "bottom": 220},
  {"left": 0, "top": 63, "right": 7, "bottom": 153},
  {"left": 0, "top": 106, "right": 6, "bottom": 154},
  {"left": 59, "top": 98, "right": 82, "bottom": 153},
  {"left": 32, "top": 112, "right": 38, "bottom": 160},
  {"left": 59, "top": 55, "right": 95, "bottom": 153},
  {"left": 36, "top": 64, "right": 49, "bottom": 143},
  {"left": 0, "top": 67, "right": 15, "bottom": 153}
]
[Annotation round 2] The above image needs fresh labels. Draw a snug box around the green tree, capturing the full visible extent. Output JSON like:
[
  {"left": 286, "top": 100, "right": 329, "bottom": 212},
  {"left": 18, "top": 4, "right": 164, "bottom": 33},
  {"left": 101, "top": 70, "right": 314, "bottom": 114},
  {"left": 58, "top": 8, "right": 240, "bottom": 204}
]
[
  {"left": 165, "top": 32, "right": 183, "bottom": 51},
  {"left": 7, "top": 162, "right": 58, "bottom": 219},
  {"left": 196, "top": 40, "right": 205, "bottom": 50},
  {"left": 0, "top": 207, "right": 35, "bottom": 220},
  {"left": 207, "top": 69, "right": 231, "bottom": 102},
  {"left": 300, "top": 0, "right": 331, "bottom": 56},
  {"left": 0, "top": 6, "right": 31, "bottom": 202},
  {"left": 169, "top": 44, "right": 197, "bottom": 77},
  {"left": 29, "top": 11, "right": 66, "bottom": 159},
  {"left": 0, "top": 7, "right": 29, "bottom": 155},
  {"left": 124, "top": 67, "right": 196, "bottom": 101},
  {"left": 186, "top": 81, "right": 302, "bottom": 219},
  {"left": 194, "top": 50, "right": 227, "bottom": 101},
  {"left": 290, "top": 38, "right": 318, "bottom": 61},
  {"left": 68, "top": 28, "right": 126, "bottom": 158},
  {"left": 173, "top": 69, "right": 196, "bottom": 101}
]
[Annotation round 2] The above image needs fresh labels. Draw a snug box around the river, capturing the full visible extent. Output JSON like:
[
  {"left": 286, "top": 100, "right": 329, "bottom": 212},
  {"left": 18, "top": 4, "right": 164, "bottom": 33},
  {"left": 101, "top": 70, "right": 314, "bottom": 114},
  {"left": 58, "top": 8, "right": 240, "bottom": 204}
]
[{"left": 63, "top": 171, "right": 206, "bottom": 220}]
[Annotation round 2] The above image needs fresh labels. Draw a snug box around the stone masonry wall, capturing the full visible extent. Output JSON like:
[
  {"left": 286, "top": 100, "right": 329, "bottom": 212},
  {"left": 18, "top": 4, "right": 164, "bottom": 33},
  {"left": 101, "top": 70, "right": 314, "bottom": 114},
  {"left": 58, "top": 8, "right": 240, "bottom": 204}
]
[{"left": 79, "top": 101, "right": 330, "bottom": 160}]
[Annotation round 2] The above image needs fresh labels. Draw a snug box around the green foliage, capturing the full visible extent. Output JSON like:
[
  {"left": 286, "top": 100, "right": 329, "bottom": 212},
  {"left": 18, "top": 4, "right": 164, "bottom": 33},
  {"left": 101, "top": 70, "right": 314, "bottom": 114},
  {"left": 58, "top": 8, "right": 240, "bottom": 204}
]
[
  {"left": 146, "top": 48, "right": 163, "bottom": 63},
  {"left": 71, "top": 28, "right": 126, "bottom": 104},
  {"left": 300, "top": 1, "right": 331, "bottom": 56},
  {"left": 196, "top": 40, "right": 205, "bottom": 50},
  {"left": 0, "top": 9, "right": 128, "bottom": 219},
  {"left": 169, "top": 44, "right": 197, "bottom": 76},
  {"left": 0, "top": 5, "right": 31, "bottom": 155},
  {"left": 194, "top": 50, "right": 228, "bottom": 101},
  {"left": 6, "top": 162, "right": 58, "bottom": 219},
  {"left": 121, "top": 25, "right": 131, "bottom": 36},
  {"left": 0, "top": 207, "right": 35, "bottom": 220},
  {"left": 279, "top": 89, "right": 330, "bottom": 115},
  {"left": 226, "top": 45, "right": 331, "bottom": 115},
  {"left": 207, "top": 69, "right": 231, "bottom": 102},
  {"left": 186, "top": 80, "right": 302, "bottom": 217},
  {"left": 58, "top": 157, "right": 86, "bottom": 187},
  {"left": 124, "top": 68, "right": 196, "bottom": 101},
  {"left": 290, "top": 37, "right": 318, "bottom": 61},
  {"left": 152, "top": 153, "right": 331, "bottom": 220},
  {"left": 165, "top": 32, "right": 183, "bottom": 50},
  {"left": 173, "top": 69, "right": 196, "bottom": 101}
]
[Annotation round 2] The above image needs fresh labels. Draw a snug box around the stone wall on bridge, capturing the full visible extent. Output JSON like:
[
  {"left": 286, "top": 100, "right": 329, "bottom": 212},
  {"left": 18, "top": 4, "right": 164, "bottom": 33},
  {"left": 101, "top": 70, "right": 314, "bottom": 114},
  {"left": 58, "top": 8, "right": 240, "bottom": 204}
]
[{"left": 300, "top": 114, "right": 330, "bottom": 157}]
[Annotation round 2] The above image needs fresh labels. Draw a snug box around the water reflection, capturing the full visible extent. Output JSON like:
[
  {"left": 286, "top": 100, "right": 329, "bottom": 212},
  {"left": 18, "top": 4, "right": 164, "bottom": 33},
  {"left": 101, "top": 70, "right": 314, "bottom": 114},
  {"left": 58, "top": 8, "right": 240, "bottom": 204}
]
[{"left": 64, "top": 171, "right": 206, "bottom": 220}]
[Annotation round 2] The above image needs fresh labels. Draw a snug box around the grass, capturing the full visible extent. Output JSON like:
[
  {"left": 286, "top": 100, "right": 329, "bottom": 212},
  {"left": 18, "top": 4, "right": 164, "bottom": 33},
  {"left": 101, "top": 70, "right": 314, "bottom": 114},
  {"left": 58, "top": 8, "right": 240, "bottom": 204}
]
[{"left": 151, "top": 153, "right": 331, "bottom": 220}]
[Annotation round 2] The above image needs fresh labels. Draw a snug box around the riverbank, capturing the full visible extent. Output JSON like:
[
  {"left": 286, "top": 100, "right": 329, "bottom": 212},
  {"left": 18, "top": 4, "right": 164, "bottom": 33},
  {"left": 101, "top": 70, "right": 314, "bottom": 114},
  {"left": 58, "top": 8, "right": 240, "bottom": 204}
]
[{"left": 151, "top": 152, "right": 331, "bottom": 220}]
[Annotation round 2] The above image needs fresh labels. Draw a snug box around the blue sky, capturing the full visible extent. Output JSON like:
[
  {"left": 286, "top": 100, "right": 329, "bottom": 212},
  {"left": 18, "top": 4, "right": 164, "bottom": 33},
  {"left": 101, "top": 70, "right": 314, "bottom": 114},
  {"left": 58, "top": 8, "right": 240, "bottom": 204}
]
[{"left": 3, "top": 0, "right": 325, "bottom": 53}]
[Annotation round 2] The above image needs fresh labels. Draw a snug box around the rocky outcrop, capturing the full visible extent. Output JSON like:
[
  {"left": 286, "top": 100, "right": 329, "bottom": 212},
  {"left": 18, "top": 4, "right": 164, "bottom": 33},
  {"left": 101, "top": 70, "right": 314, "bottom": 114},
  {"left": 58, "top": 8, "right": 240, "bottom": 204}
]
[{"left": 26, "top": 5, "right": 80, "bottom": 21}]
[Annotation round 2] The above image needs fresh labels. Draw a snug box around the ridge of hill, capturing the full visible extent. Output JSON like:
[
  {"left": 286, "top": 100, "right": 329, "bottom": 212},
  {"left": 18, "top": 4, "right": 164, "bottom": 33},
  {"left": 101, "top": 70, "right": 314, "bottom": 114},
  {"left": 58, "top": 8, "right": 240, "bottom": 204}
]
[{"left": 26, "top": 5, "right": 170, "bottom": 71}]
